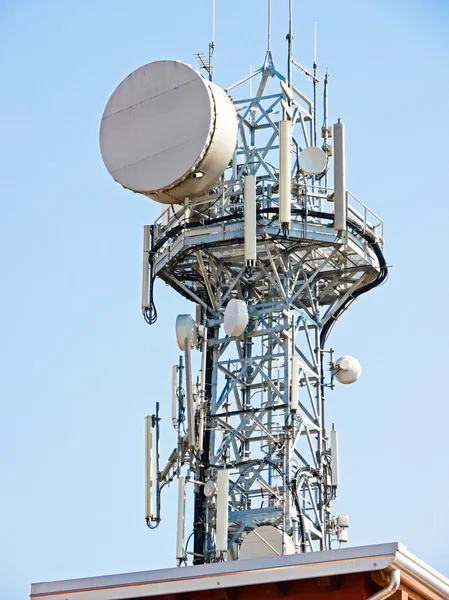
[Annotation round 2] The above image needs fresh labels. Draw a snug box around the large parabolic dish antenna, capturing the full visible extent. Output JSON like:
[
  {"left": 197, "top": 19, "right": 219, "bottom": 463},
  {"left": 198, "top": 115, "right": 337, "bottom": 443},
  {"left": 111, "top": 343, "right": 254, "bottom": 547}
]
[{"left": 99, "top": 60, "right": 238, "bottom": 204}]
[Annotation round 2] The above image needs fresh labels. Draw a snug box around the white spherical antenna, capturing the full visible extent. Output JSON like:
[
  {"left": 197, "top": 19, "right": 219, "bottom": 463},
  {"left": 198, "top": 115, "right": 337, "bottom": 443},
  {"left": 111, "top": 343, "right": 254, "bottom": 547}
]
[
  {"left": 100, "top": 60, "right": 238, "bottom": 204},
  {"left": 175, "top": 314, "right": 198, "bottom": 351},
  {"left": 239, "top": 526, "right": 295, "bottom": 560},
  {"left": 223, "top": 299, "right": 249, "bottom": 337},
  {"left": 298, "top": 146, "right": 328, "bottom": 175},
  {"left": 204, "top": 480, "right": 217, "bottom": 498},
  {"left": 334, "top": 356, "right": 362, "bottom": 385}
]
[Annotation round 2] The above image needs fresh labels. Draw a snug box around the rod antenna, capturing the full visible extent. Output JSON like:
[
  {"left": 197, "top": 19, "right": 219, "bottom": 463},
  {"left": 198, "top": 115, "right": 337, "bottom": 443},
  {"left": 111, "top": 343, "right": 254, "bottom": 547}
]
[
  {"left": 287, "top": 0, "right": 293, "bottom": 86},
  {"left": 313, "top": 21, "right": 318, "bottom": 146},
  {"left": 208, "top": 0, "right": 215, "bottom": 81},
  {"left": 267, "top": 0, "right": 272, "bottom": 52}
]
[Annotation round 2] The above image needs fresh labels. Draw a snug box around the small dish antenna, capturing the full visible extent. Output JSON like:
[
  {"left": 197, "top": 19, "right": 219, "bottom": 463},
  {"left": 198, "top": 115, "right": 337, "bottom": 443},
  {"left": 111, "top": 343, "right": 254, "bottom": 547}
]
[
  {"left": 223, "top": 299, "right": 249, "bottom": 337},
  {"left": 298, "top": 146, "right": 328, "bottom": 175},
  {"left": 176, "top": 314, "right": 198, "bottom": 351},
  {"left": 204, "top": 480, "right": 217, "bottom": 498},
  {"left": 334, "top": 356, "right": 361, "bottom": 385}
]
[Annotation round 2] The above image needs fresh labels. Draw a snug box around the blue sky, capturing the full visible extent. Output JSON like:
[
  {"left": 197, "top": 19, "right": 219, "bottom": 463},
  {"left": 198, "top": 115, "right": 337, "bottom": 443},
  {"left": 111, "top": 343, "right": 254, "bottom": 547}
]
[{"left": 0, "top": 1, "right": 448, "bottom": 598}]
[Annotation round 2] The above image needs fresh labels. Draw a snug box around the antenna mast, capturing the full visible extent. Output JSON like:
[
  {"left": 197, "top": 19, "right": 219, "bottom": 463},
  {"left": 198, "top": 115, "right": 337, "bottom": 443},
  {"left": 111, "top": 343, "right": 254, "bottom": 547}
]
[
  {"left": 287, "top": 0, "right": 293, "bottom": 86},
  {"left": 313, "top": 21, "right": 318, "bottom": 146},
  {"left": 195, "top": 0, "right": 215, "bottom": 81},
  {"left": 209, "top": 0, "right": 215, "bottom": 81},
  {"left": 267, "top": 0, "right": 271, "bottom": 52}
]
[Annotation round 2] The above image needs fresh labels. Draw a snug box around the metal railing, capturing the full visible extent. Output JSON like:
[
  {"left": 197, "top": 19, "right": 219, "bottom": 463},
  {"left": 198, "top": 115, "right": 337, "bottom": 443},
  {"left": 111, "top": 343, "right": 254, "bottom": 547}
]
[{"left": 154, "top": 183, "right": 384, "bottom": 250}]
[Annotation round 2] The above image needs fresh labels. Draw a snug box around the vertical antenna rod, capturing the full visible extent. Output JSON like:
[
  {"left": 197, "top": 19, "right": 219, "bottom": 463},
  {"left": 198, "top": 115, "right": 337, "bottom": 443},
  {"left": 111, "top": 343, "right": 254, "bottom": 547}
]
[
  {"left": 267, "top": 0, "right": 272, "bottom": 52},
  {"left": 208, "top": 0, "right": 215, "bottom": 81},
  {"left": 313, "top": 21, "right": 318, "bottom": 146},
  {"left": 324, "top": 69, "right": 329, "bottom": 189},
  {"left": 287, "top": 0, "right": 293, "bottom": 86}
]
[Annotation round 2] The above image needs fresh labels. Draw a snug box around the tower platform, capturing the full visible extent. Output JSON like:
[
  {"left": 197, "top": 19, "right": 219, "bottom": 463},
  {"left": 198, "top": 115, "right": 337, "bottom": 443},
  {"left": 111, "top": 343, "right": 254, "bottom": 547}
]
[
  {"left": 30, "top": 543, "right": 449, "bottom": 600},
  {"left": 152, "top": 188, "right": 384, "bottom": 313}
]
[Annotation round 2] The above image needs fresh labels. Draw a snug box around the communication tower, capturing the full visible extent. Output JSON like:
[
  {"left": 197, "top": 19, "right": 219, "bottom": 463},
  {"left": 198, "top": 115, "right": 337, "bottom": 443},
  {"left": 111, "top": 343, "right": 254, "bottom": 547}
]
[{"left": 99, "top": 1, "right": 387, "bottom": 565}]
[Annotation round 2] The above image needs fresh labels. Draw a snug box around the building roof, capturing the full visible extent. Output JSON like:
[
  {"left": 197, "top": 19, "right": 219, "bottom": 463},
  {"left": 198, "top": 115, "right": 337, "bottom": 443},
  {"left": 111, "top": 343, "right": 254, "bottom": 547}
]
[{"left": 30, "top": 542, "right": 449, "bottom": 600}]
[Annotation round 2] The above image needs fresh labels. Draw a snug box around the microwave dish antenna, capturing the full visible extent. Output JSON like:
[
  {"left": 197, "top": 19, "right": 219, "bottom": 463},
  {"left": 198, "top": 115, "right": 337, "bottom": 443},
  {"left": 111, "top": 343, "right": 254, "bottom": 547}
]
[
  {"left": 99, "top": 60, "right": 237, "bottom": 204},
  {"left": 334, "top": 356, "right": 362, "bottom": 384},
  {"left": 175, "top": 314, "right": 198, "bottom": 351},
  {"left": 223, "top": 299, "right": 249, "bottom": 337},
  {"left": 298, "top": 146, "right": 328, "bottom": 175}
]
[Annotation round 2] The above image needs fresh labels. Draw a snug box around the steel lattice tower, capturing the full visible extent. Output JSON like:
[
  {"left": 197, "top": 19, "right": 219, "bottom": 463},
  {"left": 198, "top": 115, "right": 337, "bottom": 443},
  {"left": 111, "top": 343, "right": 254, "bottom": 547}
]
[{"left": 141, "top": 48, "right": 387, "bottom": 562}]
